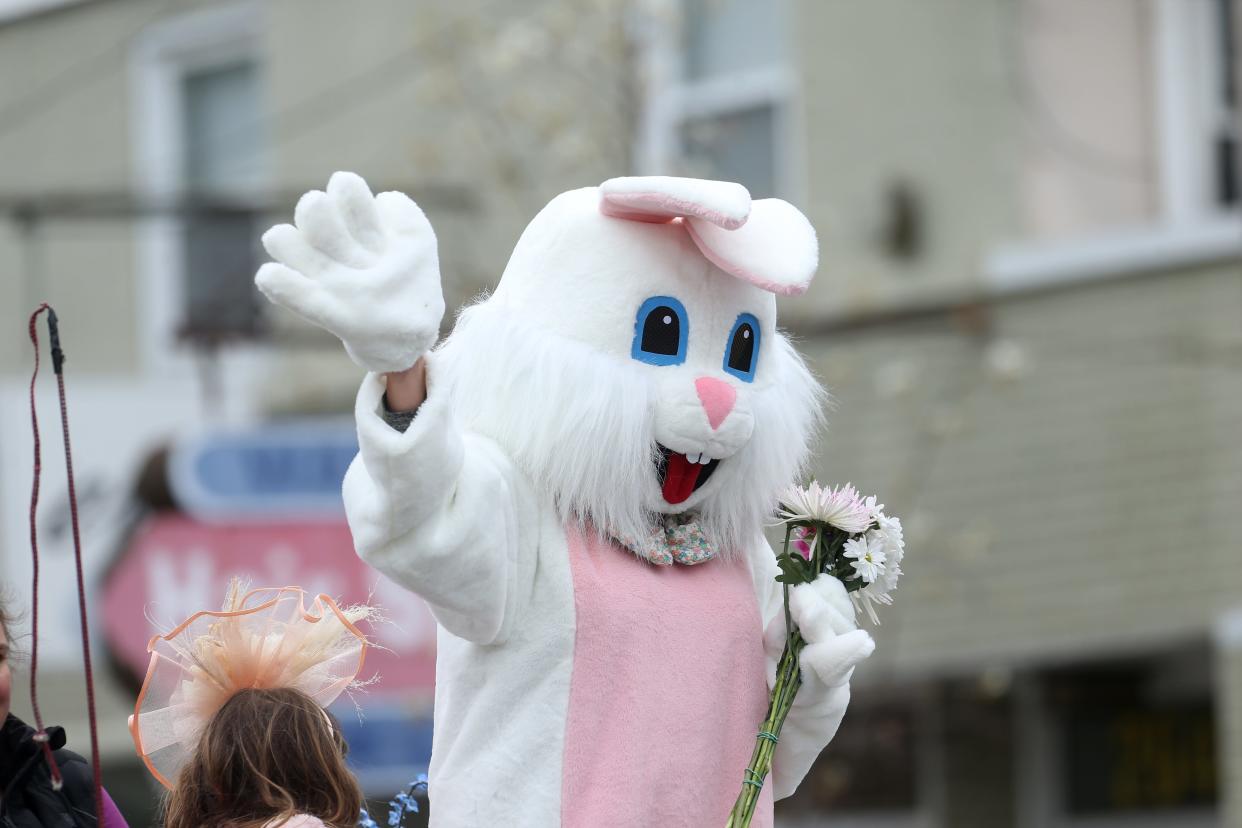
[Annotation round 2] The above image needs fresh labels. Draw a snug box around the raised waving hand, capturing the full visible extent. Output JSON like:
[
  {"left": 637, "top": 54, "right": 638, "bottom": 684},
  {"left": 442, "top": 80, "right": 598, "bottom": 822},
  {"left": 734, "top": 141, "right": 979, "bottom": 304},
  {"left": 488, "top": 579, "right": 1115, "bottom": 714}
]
[{"left": 256, "top": 171, "right": 446, "bottom": 373}]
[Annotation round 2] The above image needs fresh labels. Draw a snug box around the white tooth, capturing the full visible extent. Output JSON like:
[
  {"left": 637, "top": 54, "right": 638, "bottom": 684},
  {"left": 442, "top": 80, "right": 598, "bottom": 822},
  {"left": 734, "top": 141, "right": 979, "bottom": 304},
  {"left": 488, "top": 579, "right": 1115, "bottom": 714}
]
[
  {"left": 687, "top": 452, "right": 701, "bottom": 464},
  {"left": 699, "top": 455, "right": 712, "bottom": 465}
]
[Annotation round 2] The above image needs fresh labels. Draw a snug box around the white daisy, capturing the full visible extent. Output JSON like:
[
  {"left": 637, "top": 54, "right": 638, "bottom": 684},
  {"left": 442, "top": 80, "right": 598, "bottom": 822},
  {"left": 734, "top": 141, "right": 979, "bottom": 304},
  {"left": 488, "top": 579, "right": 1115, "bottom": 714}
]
[
  {"left": 851, "top": 585, "right": 895, "bottom": 626},
  {"left": 875, "top": 514, "right": 905, "bottom": 590},
  {"left": 843, "top": 533, "right": 886, "bottom": 583}
]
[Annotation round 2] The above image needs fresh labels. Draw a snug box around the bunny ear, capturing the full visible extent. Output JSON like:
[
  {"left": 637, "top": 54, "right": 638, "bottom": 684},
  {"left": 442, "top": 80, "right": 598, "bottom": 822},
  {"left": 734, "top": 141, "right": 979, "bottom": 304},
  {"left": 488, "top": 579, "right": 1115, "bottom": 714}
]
[
  {"left": 685, "top": 198, "right": 819, "bottom": 296},
  {"left": 599, "top": 176, "right": 751, "bottom": 230}
]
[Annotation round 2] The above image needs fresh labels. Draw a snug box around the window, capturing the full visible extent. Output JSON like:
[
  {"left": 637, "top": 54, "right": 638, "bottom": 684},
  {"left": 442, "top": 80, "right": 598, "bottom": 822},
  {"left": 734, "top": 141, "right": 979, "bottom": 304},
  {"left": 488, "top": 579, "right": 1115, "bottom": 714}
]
[
  {"left": 989, "top": 0, "right": 1242, "bottom": 289},
  {"left": 180, "top": 60, "right": 264, "bottom": 341},
  {"left": 639, "top": 0, "right": 798, "bottom": 199},
  {"left": 1155, "top": 0, "right": 1241, "bottom": 222},
  {"left": 681, "top": 104, "right": 778, "bottom": 201},
  {"left": 682, "top": 0, "right": 786, "bottom": 82},
  {"left": 1038, "top": 658, "right": 1219, "bottom": 825},
  {"left": 132, "top": 3, "right": 267, "bottom": 373},
  {"left": 1209, "top": 0, "right": 1239, "bottom": 206},
  {"left": 1064, "top": 703, "right": 1216, "bottom": 814}
]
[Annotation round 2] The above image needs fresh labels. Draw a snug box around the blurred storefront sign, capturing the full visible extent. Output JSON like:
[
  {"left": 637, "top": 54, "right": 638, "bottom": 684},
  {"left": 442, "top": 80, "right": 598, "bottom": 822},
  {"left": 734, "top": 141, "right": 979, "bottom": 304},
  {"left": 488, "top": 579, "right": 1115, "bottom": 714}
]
[
  {"left": 168, "top": 419, "right": 358, "bottom": 521},
  {"left": 102, "top": 514, "right": 437, "bottom": 697}
]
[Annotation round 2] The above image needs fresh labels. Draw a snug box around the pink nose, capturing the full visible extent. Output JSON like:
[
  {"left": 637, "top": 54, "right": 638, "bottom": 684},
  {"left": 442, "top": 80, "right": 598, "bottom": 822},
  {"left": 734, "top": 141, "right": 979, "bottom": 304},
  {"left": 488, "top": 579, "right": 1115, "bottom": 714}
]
[{"left": 695, "top": 377, "right": 736, "bottom": 430}]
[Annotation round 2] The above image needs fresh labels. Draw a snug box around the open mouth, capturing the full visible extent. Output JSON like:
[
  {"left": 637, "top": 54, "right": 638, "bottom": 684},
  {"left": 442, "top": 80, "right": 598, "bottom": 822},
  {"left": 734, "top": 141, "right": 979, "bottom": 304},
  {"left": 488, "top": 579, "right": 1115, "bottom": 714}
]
[{"left": 656, "top": 444, "right": 721, "bottom": 505}]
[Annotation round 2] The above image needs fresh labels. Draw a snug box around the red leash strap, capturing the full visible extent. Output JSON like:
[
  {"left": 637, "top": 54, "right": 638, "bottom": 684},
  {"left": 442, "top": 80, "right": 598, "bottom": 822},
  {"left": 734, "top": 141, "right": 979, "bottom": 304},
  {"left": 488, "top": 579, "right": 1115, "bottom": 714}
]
[{"left": 27, "top": 304, "right": 104, "bottom": 821}]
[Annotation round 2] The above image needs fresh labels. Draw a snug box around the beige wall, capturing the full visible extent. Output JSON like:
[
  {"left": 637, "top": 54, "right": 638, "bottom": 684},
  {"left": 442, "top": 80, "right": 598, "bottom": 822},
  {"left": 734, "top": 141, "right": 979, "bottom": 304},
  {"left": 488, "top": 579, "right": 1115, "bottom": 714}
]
[
  {"left": 790, "top": 0, "right": 1018, "bottom": 325},
  {"left": 800, "top": 260, "right": 1242, "bottom": 681}
]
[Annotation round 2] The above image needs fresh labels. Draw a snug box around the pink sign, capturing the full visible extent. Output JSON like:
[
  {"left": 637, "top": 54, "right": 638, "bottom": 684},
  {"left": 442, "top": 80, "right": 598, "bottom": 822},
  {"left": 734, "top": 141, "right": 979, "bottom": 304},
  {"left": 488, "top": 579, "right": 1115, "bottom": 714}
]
[{"left": 101, "top": 515, "right": 437, "bottom": 699}]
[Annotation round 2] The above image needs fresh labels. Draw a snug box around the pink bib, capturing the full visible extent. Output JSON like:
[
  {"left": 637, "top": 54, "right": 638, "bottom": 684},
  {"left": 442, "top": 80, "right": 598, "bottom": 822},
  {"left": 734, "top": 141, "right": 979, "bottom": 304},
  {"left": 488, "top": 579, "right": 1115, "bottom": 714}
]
[{"left": 561, "top": 525, "right": 774, "bottom": 827}]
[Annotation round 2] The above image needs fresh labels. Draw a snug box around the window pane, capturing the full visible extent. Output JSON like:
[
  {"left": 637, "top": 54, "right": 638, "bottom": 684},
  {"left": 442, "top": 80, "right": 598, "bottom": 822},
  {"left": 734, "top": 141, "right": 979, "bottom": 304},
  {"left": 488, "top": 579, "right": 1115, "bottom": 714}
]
[
  {"left": 1212, "top": 0, "right": 1239, "bottom": 205},
  {"left": 682, "top": 0, "right": 787, "bottom": 81},
  {"left": 1048, "top": 662, "right": 1218, "bottom": 816},
  {"left": 180, "top": 61, "right": 263, "bottom": 340},
  {"left": 1065, "top": 703, "right": 1217, "bottom": 813},
  {"left": 679, "top": 104, "right": 777, "bottom": 197},
  {"left": 183, "top": 61, "right": 261, "bottom": 194},
  {"left": 1016, "top": 0, "right": 1160, "bottom": 240},
  {"left": 182, "top": 211, "right": 262, "bottom": 340}
]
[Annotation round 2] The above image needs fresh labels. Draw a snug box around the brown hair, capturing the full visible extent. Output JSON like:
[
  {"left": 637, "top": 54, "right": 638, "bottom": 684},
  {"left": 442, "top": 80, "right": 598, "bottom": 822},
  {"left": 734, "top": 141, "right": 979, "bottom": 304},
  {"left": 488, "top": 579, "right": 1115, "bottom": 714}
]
[
  {"left": 0, "top": 589, "right": 22, "bottom": 661},
  {"left": 162, "top": 687, "right": 364, "bottom": 828}
]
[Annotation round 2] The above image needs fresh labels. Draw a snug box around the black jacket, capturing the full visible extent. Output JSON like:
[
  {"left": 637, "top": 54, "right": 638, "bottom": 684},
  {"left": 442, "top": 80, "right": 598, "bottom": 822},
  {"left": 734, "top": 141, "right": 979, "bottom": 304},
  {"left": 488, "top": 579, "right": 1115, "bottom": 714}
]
[{"left": 0, "top": 714, "right": 97, "bottom": 828}]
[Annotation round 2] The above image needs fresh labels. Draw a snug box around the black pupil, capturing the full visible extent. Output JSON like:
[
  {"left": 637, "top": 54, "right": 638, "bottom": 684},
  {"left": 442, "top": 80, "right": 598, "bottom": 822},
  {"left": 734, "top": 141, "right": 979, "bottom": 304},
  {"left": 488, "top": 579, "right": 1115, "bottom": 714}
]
[
  {"left": 729, "top": 323, "right": 755, "bottom": 372},
  {"left": 641, "top": 306, "right": 680, "bottom": 355}
]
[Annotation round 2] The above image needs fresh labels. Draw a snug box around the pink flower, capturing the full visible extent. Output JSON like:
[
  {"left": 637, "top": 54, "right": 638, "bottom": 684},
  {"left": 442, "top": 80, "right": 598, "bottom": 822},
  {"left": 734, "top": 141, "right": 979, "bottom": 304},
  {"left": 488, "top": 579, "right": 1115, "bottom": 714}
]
[{"left": 792, "top": 526, "right": 816, "bottom": 559}]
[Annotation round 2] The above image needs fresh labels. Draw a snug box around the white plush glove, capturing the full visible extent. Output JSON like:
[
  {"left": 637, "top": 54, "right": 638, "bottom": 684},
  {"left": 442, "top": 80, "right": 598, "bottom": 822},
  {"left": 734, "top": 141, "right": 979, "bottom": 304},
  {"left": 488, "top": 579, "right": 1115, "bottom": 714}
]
[
  {"left": 765, "top": 576, "right": 875, "bottom": 800},
  {"left": 255, "top": 171, "right": 446, "bottom": 373},
  {"left": 766, "top": 577, "right": 875, "bottom": 692}
]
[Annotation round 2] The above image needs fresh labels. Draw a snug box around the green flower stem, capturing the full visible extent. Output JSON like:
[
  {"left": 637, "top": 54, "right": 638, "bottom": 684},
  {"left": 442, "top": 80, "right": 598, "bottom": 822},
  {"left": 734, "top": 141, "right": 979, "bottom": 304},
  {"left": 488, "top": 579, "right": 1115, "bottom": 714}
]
[
  {"left": 727, "top": 524, "right": 812, "bottom": 827},
  {"left": 728, "top": 515, "right": 876, "bottom": 824},
  {"left": 726, "top": 632, "right": 805, "bottom": 825}
]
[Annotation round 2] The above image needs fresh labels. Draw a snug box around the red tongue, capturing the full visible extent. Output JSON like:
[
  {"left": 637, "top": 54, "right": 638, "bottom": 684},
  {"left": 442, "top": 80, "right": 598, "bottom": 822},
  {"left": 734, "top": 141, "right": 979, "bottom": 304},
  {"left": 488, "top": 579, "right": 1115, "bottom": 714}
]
[{"left": 662, "top": 452, "right": 702, "bottom": 504}]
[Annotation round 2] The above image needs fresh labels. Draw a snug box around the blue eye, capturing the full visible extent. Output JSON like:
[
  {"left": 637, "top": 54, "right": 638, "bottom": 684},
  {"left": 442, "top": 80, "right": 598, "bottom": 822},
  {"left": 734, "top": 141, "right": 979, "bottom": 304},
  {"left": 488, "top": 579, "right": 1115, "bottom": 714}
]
[
  {"left": 723, "top": 313, "right": 761, "bottom": 381},
  {"left": 632, "top": 296, "right": 688, "bottom": 366}
]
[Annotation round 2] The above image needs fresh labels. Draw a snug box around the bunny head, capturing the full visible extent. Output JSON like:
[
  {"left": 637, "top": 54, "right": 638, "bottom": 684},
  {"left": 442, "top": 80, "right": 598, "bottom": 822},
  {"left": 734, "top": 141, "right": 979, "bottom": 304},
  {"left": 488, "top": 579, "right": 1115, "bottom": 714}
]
[{"left": 438, "top": 177, "right": 825, "bottom": 554}]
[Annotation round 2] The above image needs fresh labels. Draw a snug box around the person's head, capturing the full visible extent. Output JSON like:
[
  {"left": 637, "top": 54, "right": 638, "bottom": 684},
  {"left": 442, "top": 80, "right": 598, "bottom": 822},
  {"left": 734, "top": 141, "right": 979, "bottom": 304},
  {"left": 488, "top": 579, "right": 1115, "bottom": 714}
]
[
  {"left": 0, "top": 594, "right": 11, "bottom": 723},
  {"left": 441, "top": 181, "right": 825, "bottom": 557},
  {"left": 162, "top": 687, "right": 363, "bottom": 828}
]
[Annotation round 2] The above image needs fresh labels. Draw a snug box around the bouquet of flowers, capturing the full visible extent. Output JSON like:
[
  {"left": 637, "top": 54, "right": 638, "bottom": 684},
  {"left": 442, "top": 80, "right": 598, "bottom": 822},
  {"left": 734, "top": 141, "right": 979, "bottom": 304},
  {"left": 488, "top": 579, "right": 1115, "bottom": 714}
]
[{"left": 726, "top": 482, "right": 906, "bottom": 826}]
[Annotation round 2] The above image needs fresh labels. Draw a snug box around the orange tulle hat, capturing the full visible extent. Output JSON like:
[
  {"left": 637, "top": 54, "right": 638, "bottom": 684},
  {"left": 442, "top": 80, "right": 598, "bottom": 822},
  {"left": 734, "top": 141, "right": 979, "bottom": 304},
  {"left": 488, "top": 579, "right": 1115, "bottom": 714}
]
[{"left": 128, "top": 580, "right": 374, "bottom": 789}]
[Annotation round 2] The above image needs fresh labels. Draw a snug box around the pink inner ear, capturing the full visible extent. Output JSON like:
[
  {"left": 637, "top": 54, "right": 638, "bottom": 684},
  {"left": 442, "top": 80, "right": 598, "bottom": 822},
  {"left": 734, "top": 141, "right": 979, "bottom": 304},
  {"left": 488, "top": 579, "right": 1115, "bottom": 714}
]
[{"left": 598, "top": 177, "right": 751, "bottom": 230}]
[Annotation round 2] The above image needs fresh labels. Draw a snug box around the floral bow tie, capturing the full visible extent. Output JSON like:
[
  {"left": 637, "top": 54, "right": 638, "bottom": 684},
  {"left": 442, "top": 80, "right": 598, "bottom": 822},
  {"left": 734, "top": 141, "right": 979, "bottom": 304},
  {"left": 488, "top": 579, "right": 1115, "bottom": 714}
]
[{"left": 617, "top": 514, "right": 715, "bottom": 566}]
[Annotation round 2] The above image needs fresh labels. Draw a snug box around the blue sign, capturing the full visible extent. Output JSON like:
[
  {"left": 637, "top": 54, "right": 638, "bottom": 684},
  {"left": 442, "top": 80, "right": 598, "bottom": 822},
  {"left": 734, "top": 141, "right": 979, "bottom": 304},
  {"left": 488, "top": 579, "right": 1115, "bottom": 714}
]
[
  {"left": 336, "top": 705, "right": 434, "bottom": 795},
  {"left": 169, "top": 419, "right": 359, "bottom": 521}
]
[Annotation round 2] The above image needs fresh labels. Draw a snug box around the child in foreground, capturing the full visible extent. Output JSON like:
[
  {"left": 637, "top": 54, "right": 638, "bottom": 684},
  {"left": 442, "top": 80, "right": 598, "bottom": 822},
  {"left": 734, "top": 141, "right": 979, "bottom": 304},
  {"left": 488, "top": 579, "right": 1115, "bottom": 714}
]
[
  {"left": 129, "top": 581, "right": 374, "bottom": 828},
  {"left": 162, "top": 687, "right": 362, "bottom": 828}
]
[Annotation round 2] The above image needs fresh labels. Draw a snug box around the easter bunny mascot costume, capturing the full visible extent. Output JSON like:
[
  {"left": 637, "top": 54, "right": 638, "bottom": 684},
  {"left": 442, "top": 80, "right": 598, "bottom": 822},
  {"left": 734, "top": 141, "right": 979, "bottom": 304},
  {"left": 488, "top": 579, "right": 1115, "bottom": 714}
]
[{"left": 256, "top": 173, "right": 874, "bottom": 828}]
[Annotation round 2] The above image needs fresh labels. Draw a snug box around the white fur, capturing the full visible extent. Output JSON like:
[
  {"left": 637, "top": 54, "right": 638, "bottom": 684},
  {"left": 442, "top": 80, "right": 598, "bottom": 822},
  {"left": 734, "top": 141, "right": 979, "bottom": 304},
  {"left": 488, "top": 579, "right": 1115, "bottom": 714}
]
[
  {"left": 435, "top": 298, "right": 825, "bottom": 556},
  {"left": 257, "top": 171, "right": 444, "bottom": 374},
  {"left": 437, "top": 302, "right": 659, "bottom": 545}
]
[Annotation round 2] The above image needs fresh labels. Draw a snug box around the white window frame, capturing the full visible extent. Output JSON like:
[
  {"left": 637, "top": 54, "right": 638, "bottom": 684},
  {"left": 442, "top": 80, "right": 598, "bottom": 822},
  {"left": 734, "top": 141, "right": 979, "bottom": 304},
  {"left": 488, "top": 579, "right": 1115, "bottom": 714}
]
[
  {"left": 1154, "top": 0, "right": 1233, "bottom": 225},
  {"left": 635, "top": 0, "right": 806, "bottom": 204},
  {"left": 987, "top": 0, "right": 1241, "bottom": 292},
  {"left": 129, "top": 1, "right": 269, "bottom": 390}
]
